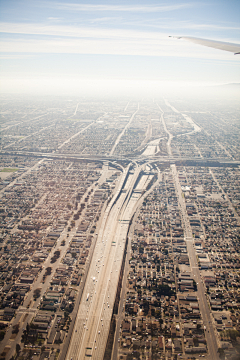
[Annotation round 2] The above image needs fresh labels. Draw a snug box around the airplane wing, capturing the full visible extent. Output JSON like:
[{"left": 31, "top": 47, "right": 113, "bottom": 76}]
[{"left": 169, "top": 36, "right": 240, "bottom": 55}]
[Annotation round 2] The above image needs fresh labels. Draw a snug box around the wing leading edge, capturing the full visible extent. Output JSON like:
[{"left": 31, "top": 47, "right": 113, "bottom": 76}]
[{"left": 169, "top": 36, "right": 240, "bottom": 55}]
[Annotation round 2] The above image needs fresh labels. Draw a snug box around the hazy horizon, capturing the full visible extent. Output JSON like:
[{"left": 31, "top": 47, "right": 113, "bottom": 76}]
[{"left": 0, "top": 0, "right": 240, "bottom": 96}]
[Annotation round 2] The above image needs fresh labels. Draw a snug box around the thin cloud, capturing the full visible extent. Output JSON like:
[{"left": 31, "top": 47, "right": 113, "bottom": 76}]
[
  {"left": 48, "top": 2, "right": 196, "bottom": 13},
  {"left": 0, "top": 20, "right": 238, "bottom": 61},
  {"left": 179, "top": 22, "right": 240, "bottom": 31},
  {"left": 47, "top": 17, "right": 62, "bottom": 21},
  {"left": 0, "top": 37, "right": 236, "bottom": 61},
  {"left": 0, "top": 22, "right": 169, "bottom": 40},
  {"left": 146, "top": 21, "right": 240, "bottom": 31},
  {"left": 1, "top": 22, "right": 239, "bottom": 44},
  {"left": 89, "top": 17, "right": 123, "bottom": 24},
  {"left": 0, "top": 54, "right": 35, "bottom": 59}
]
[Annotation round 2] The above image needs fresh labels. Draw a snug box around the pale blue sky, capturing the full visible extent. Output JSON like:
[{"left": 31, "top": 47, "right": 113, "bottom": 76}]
[{"left": 0, "top": 0, "right": 239, "bottom": 95}]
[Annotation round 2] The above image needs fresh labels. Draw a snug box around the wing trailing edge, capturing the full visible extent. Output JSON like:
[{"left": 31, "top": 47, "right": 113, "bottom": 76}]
[{"left": 169, "top": 36, "right": 240, "bottom": 55}]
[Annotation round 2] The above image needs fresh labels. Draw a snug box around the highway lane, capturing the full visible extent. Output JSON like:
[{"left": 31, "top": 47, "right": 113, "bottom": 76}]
[
  {"left": 1, "top": 99, "right": 235, "bottom": 360},
  {"left": 59, "top": 197, "right": 110, "bottom": 360},
  {"left": 111, "top": 166, "right": 161, "bottom": 360},
  {"left": 1, "top": 150, "right": 239, "bottom": 168},
  {"left": 66, "top": 164, "right": 153, "bottom": 360},
  {"left": 66, "top": 166, "right": 132, "bottom": 359}
]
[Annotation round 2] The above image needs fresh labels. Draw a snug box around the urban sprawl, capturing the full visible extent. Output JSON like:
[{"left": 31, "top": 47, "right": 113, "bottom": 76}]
[{"left": 0, "top": 95, "right": 239, "bottom": 360}]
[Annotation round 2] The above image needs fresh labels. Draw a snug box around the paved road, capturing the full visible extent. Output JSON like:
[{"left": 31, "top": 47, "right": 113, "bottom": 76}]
[
  {"left": 109, "top": 104, "right": 139, "bottom": 156},
  {"left": 209, "top": 168, "right": 240, "bottom": 223},
  {"left": 111, "top": 167, "right": 161, "bottom": 360},
  {"left": 171, "top": 164, "right": 219, "bottom": 360},
  {"left": 4, "top": 122, "right": 56, "bottom": 150},
  {"left": 0, "top": 180, "right": 98, "bottom": 360},
  {"left": 1, "top": 149, "right": 239, "bottom": 169},
  {"left": 57, "top": 121, "right": 94, "bottom": 150},
  {"left": 66, "top": 165, "right": 153, "bottom": 360},
  {"left": 0, "top": 112, "right": 51, "bottom": 133},
  {"left": 0, "top": 158, "right": 45, "bottom": 197},
  {"left": 156, "top": 103, "right": 173, "bottom": 156},
  {"left": 1, "top": 99, "right": 233, "bottom": 360}
]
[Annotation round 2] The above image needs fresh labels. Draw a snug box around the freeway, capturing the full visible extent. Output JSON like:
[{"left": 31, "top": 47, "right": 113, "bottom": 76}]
[
  {"left": 111, "top": 167, "right": 162, "bottom": 360},
  {"left": 66, "top": 164, "right": 154, "bottom": 360},
  {"left": 1, "top": 98, "right": 235, "bottom": 360},
  {"left": 2, "top": 150, "right": 239, "bottom": 168}
]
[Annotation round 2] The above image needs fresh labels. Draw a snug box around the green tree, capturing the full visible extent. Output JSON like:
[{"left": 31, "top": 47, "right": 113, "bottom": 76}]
[
  {"left": 193, "top": 337, "right": 199, "bottom": 347},
  {"left": 218, "top": 348, "right": 225, "bottom": 359},
  {"left": 27, "top": 349, "right": 33, "bottom": 360},
  {"left": 16, "top": 343, "right": 21, "bottom": 355}
]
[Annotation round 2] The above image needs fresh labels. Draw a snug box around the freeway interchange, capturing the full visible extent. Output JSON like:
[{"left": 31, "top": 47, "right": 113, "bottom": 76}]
[
  {"left": 63, "top": 102, "right": 224, "bottom": 360},
  {"left": 2, "top": 98, "right": 236, "bottom": 360},
  {"left": 65, "top": 161, "right": 222, "bottom": 360},
  {"left": 66, "top": 164, "right": 155, "bottom": 359}
]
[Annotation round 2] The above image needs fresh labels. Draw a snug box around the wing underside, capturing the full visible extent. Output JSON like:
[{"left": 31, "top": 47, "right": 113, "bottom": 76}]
[{"left": 170, "top": 36, "right": 240, "bottom": 54}]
